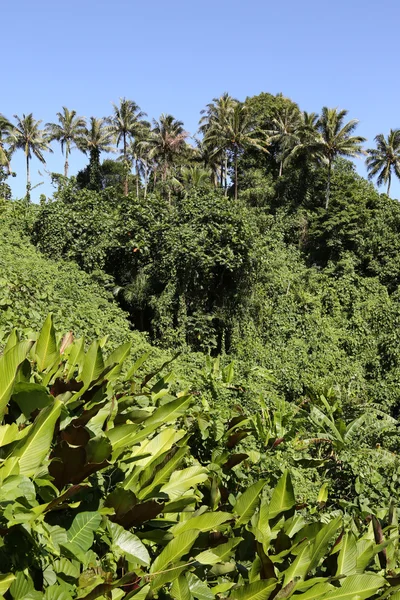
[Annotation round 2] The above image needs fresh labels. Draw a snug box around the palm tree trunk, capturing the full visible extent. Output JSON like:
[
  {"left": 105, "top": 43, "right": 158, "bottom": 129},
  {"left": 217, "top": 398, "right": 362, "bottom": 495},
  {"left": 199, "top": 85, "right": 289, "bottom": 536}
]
[
  {"left": 123, "top": 134, "right": 128, "bottom": 196},
  {"left": 279, "top": 160, "right": 283, "bottom": 177},
  {"left": 26, "top": 152, "right": 30, "bottom": 202},
  {"left": 64, "top": 143, "right": 69, "bottom": 178},
  {"left": 387, "top": 177, "right": 391, "bottom": 197},
  {"left": 136, "top": 161, "right": 140, "bottom": 198},
  {"left": 234, "top": 148, "right": 238, "bottom": 201},
  {"left": 325, "top": 160, "right": 331, "bottom": 209},
  {"left": 224, "top": 153, "right": 228, "bottom": 196},
  {"left": 220, "top": 159, "right": 224, "bottom": 189}
]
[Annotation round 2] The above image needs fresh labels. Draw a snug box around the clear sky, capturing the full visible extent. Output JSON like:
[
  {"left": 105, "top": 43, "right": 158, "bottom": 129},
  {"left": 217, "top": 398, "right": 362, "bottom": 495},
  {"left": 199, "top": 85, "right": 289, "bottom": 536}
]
[{"left": 3, "top": 0, "right": 400, "bottom": 200}]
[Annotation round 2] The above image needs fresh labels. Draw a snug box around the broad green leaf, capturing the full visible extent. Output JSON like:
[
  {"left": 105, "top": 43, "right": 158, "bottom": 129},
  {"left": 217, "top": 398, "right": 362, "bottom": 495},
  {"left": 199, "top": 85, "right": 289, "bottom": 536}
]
[
  {"left": 292, "top": 583, "right": 335, "bottom": 599},
  {"left": 159, "top": 465, "right": 208, "bottom": 500},
  {"left": 144, "top": 395, "right": 193, "bottom": 428},
  {"left": 67, "top": 511, "right": 102, "bottom": 551},
  {"left": 0, "top": 340, "right": 33, "bottom": 418},
  {"left": 0, "top": 573, "right": 15, "bottom": 595},
  {"left": 171, "top": 574, "right": 191, "bottom": 600},
  {"left": 150, "top": 529, "right": 200, "bottom": 574},
  {"left": 78, "top": 340, "right": 104, "bottom": 387},
  {"left": 317, "top": 483, "right": 329, "bottom": 504},
  {"left": 308, "top": 516, "right": 341, "bottom": 572},
  {"left": 356, "top": 539, "right": 379, "bottom": 573},
  {"left": 35, "top": 314, "right": 59, "bottom": 371},
  {"left": 336, "top": 531, "right": 357, "bottom": 576},
  {"left": 187, "top": 573, "right": 214, "bottom": 600},
  {"left": 138, "top": 445, "right": 189, "bottom": 499},
  {"left": 268, "top": 471, "right": 295, "bottom": 519},
  {"left": 320, "top": 574, "right": 386, "bottom": 599},
  {"left": 105, "top": 341, "right": 132, "bottom": 367},
  {"left": 108, "top": 521, "right": 150, "bottom": 566},
  {"left": 12, "top": 400, "right": 62, "bottom": 476},
  {"left": 126, "top": 351, "right": 152, "bottom": 379},
  {"left": 65, "top": 337, "right": 85, "bottom": 379},
  {"left": 44, "top": 587, "right": 72, "bottom": 600},
  {"left": 195, "top": 538, "right": 242, "bottom": 564},
  {"left": 234, "top": 480, "right": 267, "bottom": 526},
  {"left": 125, "top": 584, "right": 151, "bottom": 600},
  {"left": 172, "top": 511, "right": 232, "bottom": 535},
  {"left": 12, "top": 382, "right": 52, "bottom": 418},
  {"left": 4, "top": 329, "right": 18, "bottom": 353},
  {"left": 229, "top": 580, "right": 277, "bottom": 600},
  {"left": 283, "top": 540, "right": 313, "bottom": 586}
]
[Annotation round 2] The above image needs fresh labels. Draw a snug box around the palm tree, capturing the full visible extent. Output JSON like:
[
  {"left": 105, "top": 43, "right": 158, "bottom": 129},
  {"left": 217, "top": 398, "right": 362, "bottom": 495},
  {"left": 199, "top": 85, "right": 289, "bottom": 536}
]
[
  {"left": 78, "top": 117, "right": 115, "bottom": 191},
  {"left": 127, "top": 120, "right": 152, "bottom": 198},
  {"left": 45, "top": 107, "right": 86, "bottom": 177},
  {"left": 9, "top": 113, "right": 52, "bottom": 200},
  {"left": 199, "top": 93, "right": 236, "bottom": 192},
  {"left": 317, "top": 107, "right": 366, "bottom": 208},
  {"left": 107, "top": 98, "right": 146, "bottom": 195},
  {"left": 266, "top": 104, "right": 302, "bottom": 176},
  {"left": 148, "top": 114, "right": 190, "bottom": 182},
  {"left": 0, "top": 114, "right": 13, "bottom": 173},
  {"left": 203, "top": 102, "right": 269, "bottom": 200},
  {"left": 366, "top": 130, "right": 400, "bottom": 196}
]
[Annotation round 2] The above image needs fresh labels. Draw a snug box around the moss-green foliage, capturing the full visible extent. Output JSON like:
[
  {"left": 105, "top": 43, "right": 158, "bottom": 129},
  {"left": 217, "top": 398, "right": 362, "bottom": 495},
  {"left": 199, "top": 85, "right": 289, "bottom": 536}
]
[{"left": 0, "top": 199, "right": 136, "bottom": 347}]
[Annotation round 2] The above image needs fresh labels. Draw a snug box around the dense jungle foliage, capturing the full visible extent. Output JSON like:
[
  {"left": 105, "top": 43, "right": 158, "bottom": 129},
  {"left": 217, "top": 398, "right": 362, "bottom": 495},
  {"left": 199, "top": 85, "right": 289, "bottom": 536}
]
[{"left": 2, "top": 92, "right": 400, "bottom": 598}]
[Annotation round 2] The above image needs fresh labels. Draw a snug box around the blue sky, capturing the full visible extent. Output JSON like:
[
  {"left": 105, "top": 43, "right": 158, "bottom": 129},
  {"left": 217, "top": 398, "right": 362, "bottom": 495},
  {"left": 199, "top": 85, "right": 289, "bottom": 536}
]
[{"left": 3, "top": 0, "right": 400, "bottom": 200}]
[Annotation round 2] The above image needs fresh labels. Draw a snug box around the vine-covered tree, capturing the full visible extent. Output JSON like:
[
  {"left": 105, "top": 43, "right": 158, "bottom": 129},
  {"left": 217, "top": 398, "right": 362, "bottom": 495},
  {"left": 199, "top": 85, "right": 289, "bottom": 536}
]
[{"left": 78, "top": 117, "right": 114, "bottom": 191}]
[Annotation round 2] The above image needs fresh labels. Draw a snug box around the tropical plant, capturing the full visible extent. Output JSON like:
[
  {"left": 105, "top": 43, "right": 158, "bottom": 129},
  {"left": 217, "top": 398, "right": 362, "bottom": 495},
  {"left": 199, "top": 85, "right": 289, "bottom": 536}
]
[
  {"left": 202, "top": 102, "right": 268, "bottom": 200},
  {"left": 126, "top": 120, "right": 152, "bottom": 197},
  {"left": 0, "top": 113, "right": 13, "bottom": 173},
  {"left": 199, "top": 93, "right": 237, "bottom": 193},
  {"left": 148, "top": 114, "right": 190, "bottom": 183},
  {"left": 366, "top": 129, "right": 400, "bottom": 196},
  {"left": 9, "top": 113, "right": 52, "bottom": 200},
  {"left": 316, "top": 107, "right": 366, "bottom": 208},
  {"left": 108, "top": 98, "right": 147, "bottom": 195},
  {"left": 45, "top": 107, "right": 86, "bottom": 177},
  {"left": 0, "top": 317, "right": 398, "bottom": 599},
  {"left": 78, "top": 117, "right": 115, "bottom": 191},
  {"left": 266, "top": 103, "right": 302, "bottom": 176}
]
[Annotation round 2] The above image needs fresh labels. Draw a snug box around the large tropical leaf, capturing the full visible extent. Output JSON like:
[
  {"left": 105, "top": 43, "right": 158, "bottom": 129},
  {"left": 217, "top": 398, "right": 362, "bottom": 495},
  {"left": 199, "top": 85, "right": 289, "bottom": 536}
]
[
  {"left": 108, "top": 521, "right": 150, "bottom": 565},
  {"left": 159, "top": 465, "right": 208, "bottom": 500},
  {"left": 171, "top": 574, "right": 191, "bottom": 600},
  {"left": 35, "top": 314, "right": 59, "bottom": 372},
  {"left": 268, "top": 471, "right": 296, "bottom": 519},
  {"left": 195, "top": 538, "right": 243, "bottom": 565},
  {"left": 150, "top": 529, "right": 200, "bottom": 574},
  {"left": 229, "top": 580, "right": 277, "bottom": 600},
  {"left": 0, "top": 340, "right": 33, "bottom": 418},
  {"left": 308, "top": 516, "right": 342, "bottom": 572},
  {"left": 67, "top": 511, "right": 102, "bottom": 551},
  {"left": 12, "top": 400, "right": 62, "bottom": 476},
  {"left": 234, "top": 480, "right": 267, "bottom": 526},
  {"left": 172, "top": 511, "right": 232, "bottom": 535},
  {"left": 336, "top": 532, "right": 357, "bottom": 576},
  {"left": 320, "top": 574, "right": 386, "bottom": 599}
]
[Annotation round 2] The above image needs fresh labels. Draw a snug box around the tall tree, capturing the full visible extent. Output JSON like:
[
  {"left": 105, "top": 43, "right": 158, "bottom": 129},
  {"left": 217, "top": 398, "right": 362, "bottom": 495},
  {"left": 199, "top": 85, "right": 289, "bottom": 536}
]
[
  {"left": 199, "top": 93, "right": 237, "bottom": 193},
  {"left": 127, "top": 120, "right": 152, "bottom": 198},
  {"left": 148, "top": 114, "right": 190, "bottom": 182},
  {"left": 317, "top": 107, "right": 366, "bottom": 208},
  {"left": 78, "top": 117, "right": 115, "bottom": 191},
  {"left": 107, "top": 98, "right": 146, "bottom": 195},
  {"left": 266, "top": 104, "right": 302, "bottom": 176},
  {"left": 45, "top": 107, "right": 86, "bottom": 177},
  {"left": 366, "top": 130, "right": 400, "bottom": 196},
  {"left": 203, "top": 102, "right": 269, "bottom": 200},
  {"left": 0, "top": 114, "right": 13, "bottom": 173},
  {"left": 9, "top": 113, "right": 52, "bottom": 200}
]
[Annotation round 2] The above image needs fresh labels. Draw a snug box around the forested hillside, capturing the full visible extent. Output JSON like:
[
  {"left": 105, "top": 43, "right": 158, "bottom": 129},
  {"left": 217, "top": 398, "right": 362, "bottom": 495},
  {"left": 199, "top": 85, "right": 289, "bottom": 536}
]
[{"left": 2, "top": 92, "right": 400, "bottom": 598}]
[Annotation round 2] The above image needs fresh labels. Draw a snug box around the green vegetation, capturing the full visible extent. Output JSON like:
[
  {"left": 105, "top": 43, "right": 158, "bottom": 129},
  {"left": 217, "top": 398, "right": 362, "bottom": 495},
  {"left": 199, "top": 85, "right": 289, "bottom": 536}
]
[{"left": 3, "top": 90, "right": 400, "bottom": 597}]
